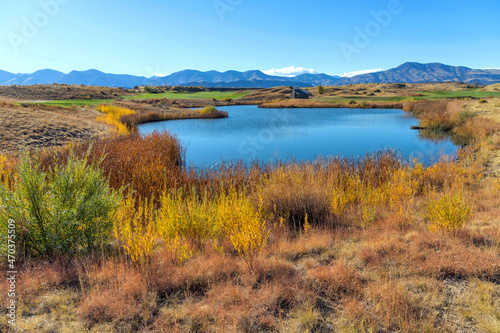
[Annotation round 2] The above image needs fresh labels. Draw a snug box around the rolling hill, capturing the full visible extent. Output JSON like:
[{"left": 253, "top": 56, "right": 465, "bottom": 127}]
[
  {"left": 1, "top": 63, "right": 499, "bottom": 88},
  {"left": 334, "top": 62, "right": 500, "bottom": 86}
]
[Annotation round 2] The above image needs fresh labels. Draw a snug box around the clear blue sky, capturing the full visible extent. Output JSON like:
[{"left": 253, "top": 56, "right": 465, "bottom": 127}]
[{"left": 0, "top": 0, "right": 498, "bottom": 77}]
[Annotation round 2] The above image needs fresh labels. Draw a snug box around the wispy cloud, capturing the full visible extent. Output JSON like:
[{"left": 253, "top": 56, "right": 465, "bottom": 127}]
[
  {"left": 263, "top": 66, "right": 318, "bottom": 77},
  {"left": 153, "top": 72, "right": 167, "bottom": 77},
  {"left": 338, "top": 68, "right": 384, "bottom": 78}
]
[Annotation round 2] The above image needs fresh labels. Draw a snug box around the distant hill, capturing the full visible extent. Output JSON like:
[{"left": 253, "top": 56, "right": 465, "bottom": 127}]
[
  {"left": 4, "top": 69, "right": 65, "bottom": 85},
  {"left": 1, "top": 63, "right": 499, "bottom": 88},
  {"left": 0, "top": 70, "right": 17, "bottom": 84},
  {"left": 57, "top": 69, "right": 149, "bottom": 88},
  {"left": 150, "top": 70, "right": 340, "bottom": 88},
  {"left": 334, "top": 62, "right": 500, "bottom": 86},
  {"left": 0, "top": 69, "right": 340, "bottom": 88}
]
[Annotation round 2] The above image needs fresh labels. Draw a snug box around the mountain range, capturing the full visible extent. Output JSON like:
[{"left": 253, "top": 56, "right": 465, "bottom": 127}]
[
  {"left": 334, "top": 63, "right": 500, "bottom": 86},
  {"left": 1, "top": 63, "right": 499, "bottom": 88}
]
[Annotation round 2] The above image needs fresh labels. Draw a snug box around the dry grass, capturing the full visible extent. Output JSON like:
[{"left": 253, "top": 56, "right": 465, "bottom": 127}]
[
  {"left": 0, "top": 85, "right": 130, "bottom": 101},
  {"left": 38, "top": 132, "right": 184, "bottom": 202},
  {"left": 96, "top": 105, "right": 136, "bottom": 135},
  {"left": 0, "top": 103, "right": 109, "bottom": 155},
  {"left": 261, "top": 99, "right": 403, "bottom": 109},
  {"left": 121, "top": 107, "right": 228, "bottom": 130}
]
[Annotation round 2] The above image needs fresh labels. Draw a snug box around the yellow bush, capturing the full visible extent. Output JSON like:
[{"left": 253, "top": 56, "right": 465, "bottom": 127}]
[
  {"left": 426, "top": 191, "right": 473, "bottom": 235},
  {"left": 156, "top": 188, "right": 220, "bottom": 250},
  {"left": 330, "top": 187, "right": 348, "bottom": 216},
  {"left": 389, "top": 168, "right": 417, "bottom": 225},
  {"left": 226, "top": 194, "right": 269, "bottom": 268},
  {"left": 114, "top": 196, "right": 157, "bottom": 267},
  {"left": 165, "top": 235, "right": 193, "bottom": 265},
  {"left": 495, "top": 179, "right": 500, "bottom": 195},
  {"left": 330, "top": 174, "right": 363, "bottom": 216},
  {"left": 0, "top": 155, "right": 16, "bottom": 189},
  {"left": 96, "top": 105, "right": 136, "bottom": 135},
  {"left": 156, "top": 187, "right": 269, "bottom": 267},
  {"left": 199, "top": 105, "right": 217, "bottom": 115}
]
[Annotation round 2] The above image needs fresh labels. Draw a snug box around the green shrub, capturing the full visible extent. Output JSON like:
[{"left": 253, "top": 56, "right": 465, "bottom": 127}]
[{"left": 0, "top": 150, "right": 121, "bottom": 259}]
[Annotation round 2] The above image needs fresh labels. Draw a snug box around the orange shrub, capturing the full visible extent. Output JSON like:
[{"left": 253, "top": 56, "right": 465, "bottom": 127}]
[{"left": 39, "top": 132, "right": 185, "bottom": 201}]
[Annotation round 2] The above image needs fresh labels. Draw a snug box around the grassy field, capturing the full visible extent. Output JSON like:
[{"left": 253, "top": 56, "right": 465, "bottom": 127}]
[
  {"left": 123, "top": 90, "right": 251, "bottom": 101},
  {"left": 33, "top": 86, "right": 500, "bottom": 107},
  {"left": 317, "top": 89, "right": 500, "bottom": 103},
  {"left": 41, "top": 99, "right": 116, "bottom": 107},
  {"left": 38, "top": 91, "right": 251, "bottom": 106}
]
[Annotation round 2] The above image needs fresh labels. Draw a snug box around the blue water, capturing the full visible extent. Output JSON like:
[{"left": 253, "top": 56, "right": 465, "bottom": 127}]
[{"left": 138, "top": 105, "right": 459, "bottom": 166}]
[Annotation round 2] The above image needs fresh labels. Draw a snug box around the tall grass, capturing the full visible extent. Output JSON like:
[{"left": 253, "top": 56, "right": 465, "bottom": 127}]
[
  {"left": 0, "top": 154, "right": 16, "bottom": 189},
  {"left": 120, "top": 107, "right": 228, "bottom": 129},
  {"left": 96, "top": 105, "right": 136, "bottom": 135},
  {"left": 427, "top": 190, "right": 473, "bottom": 235},
  {"left": 261, "top": 99, "right": 403, "bottom": 109},
  {"left": 403, "top": 100, "right": 499, "bottom": 142},
  {"left": 114, "top": 196, "right": 157, "bottom": 268},
  {"left": 39, "top": 131, "right": 184, "bottom": 202}
]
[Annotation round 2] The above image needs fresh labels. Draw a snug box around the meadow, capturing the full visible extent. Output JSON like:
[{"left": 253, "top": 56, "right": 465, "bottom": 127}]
[
  {"left": 0, "top": 97, "right": 499, "bottom": 332},
  {"left": 32, "top": 84, "right": 500, "bottom": 108},
  {"left": 315, "top": 89, "right": 500, "bottom": 103},
  {"left": 41, "top": 99, "right": 116, "bottom": 107},
  {"left": 123, "top": 90, "right": 251, "bottom": 101}
]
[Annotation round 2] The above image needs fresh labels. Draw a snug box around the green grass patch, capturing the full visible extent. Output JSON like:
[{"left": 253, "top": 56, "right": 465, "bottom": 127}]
[
  {"left": 124, "top": 91, "right": 250, "bottom": 101},
  {"left": 317, "top": 96, "right": 407, "bottom": 103},
  {"left": 40, "top": 99, "right": 116, "bottom": 107},
  {"left": 317, "top": 89, "right": 500, "bottom": 103},
  {"left": 418, "top": 89, "right": 500, "bottom": 99}
]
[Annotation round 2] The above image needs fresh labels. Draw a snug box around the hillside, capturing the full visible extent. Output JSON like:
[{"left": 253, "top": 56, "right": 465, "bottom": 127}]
[{"left": 335, "top": 62, "right": 500, "bottom": 86}]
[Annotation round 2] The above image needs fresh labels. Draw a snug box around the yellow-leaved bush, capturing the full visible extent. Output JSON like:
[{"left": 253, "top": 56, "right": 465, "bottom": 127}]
[
  {"left": 218, "top": 191, "right": 269, "bottom": 268},
  {"left": 0, "top": 155, "right": 16, "bottom": 189},
  {"left": 389, "top": 167, "right": 417, "bottom": 226},
  {"left": 330, "top": 173, "right": 388, "bottom": 227},
  {"left": 96, "top": 105, "right": 136, "bottom": 135},
  {"left": 154, "top": 187, "right": 269, "bottom": 267},
  {"left": 426, "top": 190, "right": 473, "bottom": 235},
  {"left": 157, "top": 188, "right": 220, "bottom": 251},
  {"left": 114, "top": 196, "right": 157, "bottom": 267}
]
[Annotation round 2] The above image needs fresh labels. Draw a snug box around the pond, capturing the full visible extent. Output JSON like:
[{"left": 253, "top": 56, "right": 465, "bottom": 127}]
[{"left": 138, "top": 105, "right": 460, "bottom": 166}]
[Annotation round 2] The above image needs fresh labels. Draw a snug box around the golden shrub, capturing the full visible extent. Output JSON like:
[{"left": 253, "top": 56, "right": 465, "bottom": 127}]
[
  {"left": 0, "top": 155, "right": 16, "bottom": 189},
  {"left": 156, "top": 188, "right": 220, "bottom": 250},
  {"left": 389, "top": 168, "right": 417, "bottom": 226},
  {"left": 426, "top": 190, "right": 473, "bottom": 235},
  {"left": 198, "top": 105, "right": 218, "bottom": 115},
  {"left": 114, "top": 196, "right": 157, "bottom": 267},
  {"left": 227, "top": 194, "right": 269, "bottom": 269},
  {"left": 96, "top": 104, "right": 136, "bottom": 135}
]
